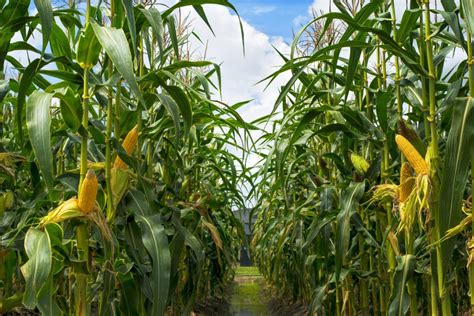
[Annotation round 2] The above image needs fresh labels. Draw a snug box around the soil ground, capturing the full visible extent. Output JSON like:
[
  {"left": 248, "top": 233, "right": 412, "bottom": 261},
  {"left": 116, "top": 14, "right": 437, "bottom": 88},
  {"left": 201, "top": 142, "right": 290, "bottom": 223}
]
[{"left": 195, "top": 266, "right": 307, "bottom": 316}]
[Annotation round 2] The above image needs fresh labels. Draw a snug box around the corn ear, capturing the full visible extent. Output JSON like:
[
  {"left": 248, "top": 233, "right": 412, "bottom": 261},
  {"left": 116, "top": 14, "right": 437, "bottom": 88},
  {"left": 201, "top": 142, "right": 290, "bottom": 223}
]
[
  {"left": 388, "top": 231, "right": 400, "bottom": 256},
  {"left": 395, "top": 134, "right": 429, "bottom": 175},
  {"left": 109, "top": 167, "right": 129, "bottom": 220},
  {"left": 39, "top": 198, "right": 83, "bottom": 225},
  {"left": 399, "top": 163, "right": 414, "bottom": 203},
  {"left": 114, "top": 125, "right": 139, "bottom": 169},
  {"left": 78, "top": 169, "right": 98, "bottom": 214},
  {"left": 350, "top": 153, "right": 369, "bottom": 175},
  {"left": 397, "top": 119, "right": 426, "bottom": 157}
]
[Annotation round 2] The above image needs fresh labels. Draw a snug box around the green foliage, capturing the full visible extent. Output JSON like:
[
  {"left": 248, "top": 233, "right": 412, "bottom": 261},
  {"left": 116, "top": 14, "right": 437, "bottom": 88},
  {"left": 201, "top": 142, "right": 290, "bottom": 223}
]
[
  {"left": 252, "top": 0, "right": 474, "bottom": 314},
  {"left": 0, "top": 1, "right": 249, "bottom": 314}
]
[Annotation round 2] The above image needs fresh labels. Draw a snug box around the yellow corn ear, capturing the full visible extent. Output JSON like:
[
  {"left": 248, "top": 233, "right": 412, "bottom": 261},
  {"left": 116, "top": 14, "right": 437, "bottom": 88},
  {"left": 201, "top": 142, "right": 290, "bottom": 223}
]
[
  {"left": 78, "top": 169, "right": 98, "bottom": 214},
  {"left": 395, "top": 134, "right": 429, "bottom": 175},
  {"left": 399, "top": 163, "right": 414, "bottom": 203},
  {"left": 113, "top": 125, "right": 139, "bottom": 169},
  {"left": 397, "top": 119, "right": 426, "bottom": 156},
  {"left": 39, "top": 198, "right": 83, "bottom": 225},
  {"left": 350, "top": 153, "right": 370, "bottom": 175}
]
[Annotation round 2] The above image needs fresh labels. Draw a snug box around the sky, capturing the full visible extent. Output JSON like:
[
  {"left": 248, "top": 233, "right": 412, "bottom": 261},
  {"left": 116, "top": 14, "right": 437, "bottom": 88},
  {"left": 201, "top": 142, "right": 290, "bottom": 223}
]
[
  {"left": 229, "top": 0, "right": 314, "bottom": 40},
  {"left": 182, "top": 0, "right": 336, "bottom": 123}
]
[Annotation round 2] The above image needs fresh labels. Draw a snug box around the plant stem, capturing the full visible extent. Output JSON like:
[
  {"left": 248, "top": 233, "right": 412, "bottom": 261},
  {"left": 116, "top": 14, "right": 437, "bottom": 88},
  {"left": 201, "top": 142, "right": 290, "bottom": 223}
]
[
  {"left": 105, "top": 0, "right": 116, "bottom": 222},
  {"left": 391, "top": 0, "right": 402, "bottom": 119},
  {"left": 76, "top": 1, "right": 91, "bottom": 315},
  {"left": 80, "top": 66, "right": 89, "bottom": 186},
  {"left": 422, "top": 0, "right": 448, "bottom": 314},
  {"left": 467, "top": 29, "right": 474, "bottom": 314},
  {"left": 75, "top": 224, "right": 89, "bottom": 316}
]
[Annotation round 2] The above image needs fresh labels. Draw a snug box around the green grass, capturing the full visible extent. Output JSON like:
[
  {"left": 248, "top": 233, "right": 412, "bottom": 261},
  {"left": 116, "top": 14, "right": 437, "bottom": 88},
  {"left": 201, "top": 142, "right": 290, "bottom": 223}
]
[{"left": 235, "top": 266, "right": 260, "bottom": 276}]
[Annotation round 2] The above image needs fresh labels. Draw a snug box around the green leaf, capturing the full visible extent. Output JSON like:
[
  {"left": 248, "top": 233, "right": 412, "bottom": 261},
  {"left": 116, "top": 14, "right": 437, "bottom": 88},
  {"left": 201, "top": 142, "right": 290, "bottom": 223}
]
[
  {"left": 462, "top": 0, "right": 474, "bottom": 34},
  {"left": 438, "top": 97, "right": 474, "bottom": 269},
  {"left": 344, "top": 46, "right": 361, "bottom": 98},
  {"left": 157, "top": 93, "right": 181, "bottom": 143},
  {"left": 37, "top": 273, "right": 61, "bottom": 316},
  {"left": 0, "top": 0, "right": 30, "bottom": 71},
  {"left": 50, "top": 22, "right": 72, "bottom": 62},
  {"left": 91, "top": 23, "right": 144, "bottom": 106},
  {"left": 26, "top": 91, "right": 54, "bottom": 190},
  {"left": 163, "top": 85, "right": 192, "bottom": 137},
  {"left": 21, "top": 228, "right": 52, "bottom": 309},
  {"left": 335, "top": 181, "right": 365, "bottom": 281},
  {"left": 33, "top": 0, "right": 53, "bottom": 54},
  {"left": 167, "top": 16, "right": 180, "bottom": 59},
  {"left": 375, "top": 87, "right": 394, "bottom": 133},
  {"left": 76, "top": 23, "right": 101, "bottom": 69},
  {"left": 162, "top": 0, "right": 244, "bottom": 52},
  {"left": 136, "top": 215, "right": 171, "bottom": 316},
  {"left": 56, "top": 87, "right": 82, "bottom": 131},
  {"left": 139, "top": 7, "right": 164, "bottom": 55},
  {"left": 396, "top": 9, "right": 421, "bottom": 44},
  {"left": 121, "top": 0, "right": 136, "bottom": 53},
  {"left": 99, "top": 263, "right": 116, "bottom": 316},
  {"left": 389, "top": 255, "right": 416, "bottom": 316}
]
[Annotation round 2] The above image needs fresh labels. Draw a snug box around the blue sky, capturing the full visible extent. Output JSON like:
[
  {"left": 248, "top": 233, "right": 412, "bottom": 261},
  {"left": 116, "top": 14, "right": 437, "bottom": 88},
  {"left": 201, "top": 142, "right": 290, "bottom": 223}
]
[{"left": 228, "top": 0, "right": 313, "bottom": 40}]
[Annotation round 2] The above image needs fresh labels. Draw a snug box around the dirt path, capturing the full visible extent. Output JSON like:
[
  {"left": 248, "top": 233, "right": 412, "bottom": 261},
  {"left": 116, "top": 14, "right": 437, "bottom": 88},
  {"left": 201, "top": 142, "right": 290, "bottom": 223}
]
[
  {"left": 230, "top": 268, "right": 268, "bottom": 315},
  {"left": 194, "top": 266, "right": 306, "bottom": 315}
]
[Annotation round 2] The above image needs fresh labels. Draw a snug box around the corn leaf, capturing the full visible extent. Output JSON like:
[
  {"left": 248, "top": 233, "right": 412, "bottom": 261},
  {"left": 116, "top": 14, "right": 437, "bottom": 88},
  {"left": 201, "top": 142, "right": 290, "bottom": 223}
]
[
  {"left": 389, "top": 255, "right": 416, "bottom": 316},
  {"left": 120, "top": 0, "right": 136, "bottom": 53},
  {"left": 335, "top": 181, "right": 365, "bottom": 281},
  {"left": 462, "top": 0, "right": 474, "bottom": 34},
  {"left": 139, "top": 7, "right": 164, "bottom": 55},
  {"left": 26, "top": 91, "right": 54, "bottom": 190},
  {"left": 33, "top": 0, "right": 53, "bottom": 54},
  {"left": 136, "top": 214, "right": 171, "bottom": 316},
  {"left": 91, "top": 23, "right": 144, "bottom": 106},
  {"left": 76, "top": 23, "right": 101, "bottom": 69},
  {"left": 438, "top": 97, "right": 474, "bottom": 269},
  {"left": 21, "top": 229, "right": 52, "bottom": 309}
]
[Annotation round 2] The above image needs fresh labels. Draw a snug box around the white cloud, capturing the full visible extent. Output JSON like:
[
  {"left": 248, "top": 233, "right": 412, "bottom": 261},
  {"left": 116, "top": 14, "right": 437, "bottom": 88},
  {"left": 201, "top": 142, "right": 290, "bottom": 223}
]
[
  {"left": 252, "top": 5, "right": 276, "bottom": 15},
  {"left": 310, "top": 0, "right": 338, "bottom": 14},
  {"left": 184, "top": 5, "right": 290, "bottom": 123},
  {"left": 293, "top": 14, "right": 308, "bottom": 27}
]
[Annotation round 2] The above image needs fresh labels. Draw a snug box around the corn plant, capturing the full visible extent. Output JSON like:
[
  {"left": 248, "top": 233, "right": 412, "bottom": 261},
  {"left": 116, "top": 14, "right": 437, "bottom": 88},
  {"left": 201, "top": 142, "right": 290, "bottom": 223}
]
[
  {"left": 252, "top": 0, "right": 474, "bottom": 314},
  {"left": 0, "top": 0, "right": 251, "bottom": 315}
]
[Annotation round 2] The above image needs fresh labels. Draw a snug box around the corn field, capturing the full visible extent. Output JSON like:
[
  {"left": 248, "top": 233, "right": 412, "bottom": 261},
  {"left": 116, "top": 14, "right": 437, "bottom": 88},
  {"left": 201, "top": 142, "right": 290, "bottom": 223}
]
[
  {"left": 1, "top": 0, "right": 474, "bottom": 315},
  {"left": 0, "top": 0, "right": 249, "bottom": 314},
  {"left": 252, "top": 0, "right": 474, "bottom": 314}
]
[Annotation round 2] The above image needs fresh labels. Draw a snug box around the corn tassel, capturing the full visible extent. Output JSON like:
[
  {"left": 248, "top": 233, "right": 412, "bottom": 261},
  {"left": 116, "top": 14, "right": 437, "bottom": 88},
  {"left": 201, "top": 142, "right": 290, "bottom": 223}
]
[
  {"left": 78, "top": 169, "right": 98, "bottom": 214},
  {"left": 395, "top": 134, "right": 429, "bottom": 175},
  {"left": 113, "top": 125, "right": 139, "bottom": 169}
]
